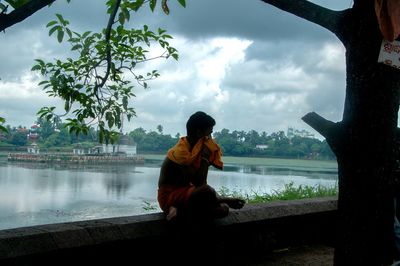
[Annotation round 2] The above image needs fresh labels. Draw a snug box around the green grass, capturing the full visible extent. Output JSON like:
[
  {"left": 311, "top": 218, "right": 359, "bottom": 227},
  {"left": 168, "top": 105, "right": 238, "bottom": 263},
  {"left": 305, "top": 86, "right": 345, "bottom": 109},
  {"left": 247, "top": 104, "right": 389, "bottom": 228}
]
[
  {"left": 143, "top": 182, "right": 338, "bottom": 212},
  {"left": 218, "top": 181, "right": 338, "bottom": 204}
]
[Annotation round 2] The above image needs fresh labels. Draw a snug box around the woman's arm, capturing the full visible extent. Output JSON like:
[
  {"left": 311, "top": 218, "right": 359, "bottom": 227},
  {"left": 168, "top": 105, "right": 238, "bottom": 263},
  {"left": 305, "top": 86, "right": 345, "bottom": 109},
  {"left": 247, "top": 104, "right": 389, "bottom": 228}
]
[{"left": 191, "top": 157, "right": 210, "bottom": 186}]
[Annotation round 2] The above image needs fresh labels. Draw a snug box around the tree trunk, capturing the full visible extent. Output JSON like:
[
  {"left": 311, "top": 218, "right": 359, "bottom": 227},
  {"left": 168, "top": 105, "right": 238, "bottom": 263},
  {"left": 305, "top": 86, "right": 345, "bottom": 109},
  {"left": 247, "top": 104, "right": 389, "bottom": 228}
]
[
  {"left": 260, "top": 0, "right": 400, "bottom": 264},
  {"left": 304, "top": 4, "right": 400, "bottom": 265},
  {"left": 333, "top": 4, "right": 400, "bottom": 264}
]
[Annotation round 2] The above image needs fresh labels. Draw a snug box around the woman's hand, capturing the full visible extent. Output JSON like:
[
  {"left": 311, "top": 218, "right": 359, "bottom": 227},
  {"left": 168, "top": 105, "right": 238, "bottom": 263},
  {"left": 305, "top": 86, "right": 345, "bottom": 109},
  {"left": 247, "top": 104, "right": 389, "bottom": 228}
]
[
  {"left": 219, "top": 198, "right": 246, "bottom": 209},
  {"left": 201, "top": 145, "right": 211, "bottom": 159}
]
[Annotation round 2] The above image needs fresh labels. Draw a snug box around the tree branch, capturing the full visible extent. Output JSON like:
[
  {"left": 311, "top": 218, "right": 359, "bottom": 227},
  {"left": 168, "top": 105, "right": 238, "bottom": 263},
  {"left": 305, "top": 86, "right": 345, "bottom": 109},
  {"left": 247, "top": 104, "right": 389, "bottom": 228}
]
[
  {"left": 97, "top": 0, "right": 121, "bottom": 90},
  {"left": 301, "top": 111, "right": 343, "bottom": 157},
  {"left": 0, "top": 0, "right": 56, "bottom": 32},
  {"left": 301, "top": 112, "right": 335, "bottom": 139},
  {"left": 259, "top": 0, "right": 348, "bottom": 41}
]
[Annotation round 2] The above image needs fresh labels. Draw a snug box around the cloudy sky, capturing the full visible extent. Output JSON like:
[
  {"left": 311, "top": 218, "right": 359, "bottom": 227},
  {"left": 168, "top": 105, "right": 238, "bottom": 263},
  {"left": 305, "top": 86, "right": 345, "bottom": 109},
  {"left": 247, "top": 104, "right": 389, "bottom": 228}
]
[{"left": 0, "top": 0, "right": 355, "bottom": 138}]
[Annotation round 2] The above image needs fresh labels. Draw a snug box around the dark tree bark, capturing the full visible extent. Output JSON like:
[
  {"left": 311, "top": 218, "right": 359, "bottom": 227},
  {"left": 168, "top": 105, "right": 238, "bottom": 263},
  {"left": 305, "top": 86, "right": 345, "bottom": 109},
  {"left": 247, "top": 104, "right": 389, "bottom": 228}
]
[
  {"left": 261, "top": 0, "right": 400, "bottom": 265},
  {"left": 0, "top": 0, "right": 55, "bottom": 32}
]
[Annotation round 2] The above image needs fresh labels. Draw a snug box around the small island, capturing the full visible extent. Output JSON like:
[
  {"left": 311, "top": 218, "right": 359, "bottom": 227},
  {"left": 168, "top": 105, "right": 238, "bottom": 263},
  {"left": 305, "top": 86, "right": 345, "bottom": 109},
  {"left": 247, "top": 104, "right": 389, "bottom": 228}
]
[{"left": 8, "top": 134, "right": 144, "bottom": 165}]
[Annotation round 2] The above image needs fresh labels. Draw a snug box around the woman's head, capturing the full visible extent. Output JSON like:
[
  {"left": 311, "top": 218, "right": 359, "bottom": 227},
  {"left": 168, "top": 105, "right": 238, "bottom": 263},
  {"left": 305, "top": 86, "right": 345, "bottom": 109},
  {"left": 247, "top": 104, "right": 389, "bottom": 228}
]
[{"left": 186, "top": 111, "right": 215, "bottom": 142}]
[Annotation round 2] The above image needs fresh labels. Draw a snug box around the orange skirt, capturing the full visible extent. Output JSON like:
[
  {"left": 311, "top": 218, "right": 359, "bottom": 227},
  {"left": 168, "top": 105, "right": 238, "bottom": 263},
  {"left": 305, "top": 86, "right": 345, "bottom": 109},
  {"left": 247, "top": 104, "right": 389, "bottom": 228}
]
[{"left": 157, "top": 185, "right": 195, "bottom": 212}]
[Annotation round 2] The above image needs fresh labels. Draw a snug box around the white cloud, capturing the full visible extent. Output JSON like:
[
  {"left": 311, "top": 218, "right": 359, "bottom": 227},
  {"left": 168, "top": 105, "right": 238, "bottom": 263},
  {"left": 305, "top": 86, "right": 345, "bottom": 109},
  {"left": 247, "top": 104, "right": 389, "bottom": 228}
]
[
  {"left": 316, "top": 43, "right": 346, "bottom": 73},
  {"left": 0, "top": 72, "right": 61, "bottom": 126},
  {"left": 124, "top": 37, "right": 253, "bottom": 133}
]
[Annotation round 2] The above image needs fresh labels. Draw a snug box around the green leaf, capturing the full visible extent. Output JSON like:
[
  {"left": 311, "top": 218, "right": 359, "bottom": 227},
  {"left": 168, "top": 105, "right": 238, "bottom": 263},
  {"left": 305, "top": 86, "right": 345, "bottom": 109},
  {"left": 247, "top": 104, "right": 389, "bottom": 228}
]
[
  {"left": 56, "top": 13, "right": 64, "bottom": 24},
  {"left": 38, "top": 81, "right": 49, "bottom": 86},
  {"left": 177, "top": 0, "right": 186, "bottom": 7},
  {"left": 120, "top": 8, "right": 130, "bottom": 23},
  {"left": 131, "top": 0, "right": 144, "bottom": 11},
  {"left": 64, "top": 101, "right": 70, "bottom": 112},
  {"left": 34, "top": 59, "right": 45, "bottom": 65},
  {"left": 57, "top": 29, "right": 65, "bottom": 43},
  {"left": 0, "top": 125, "right": 7, "bottom": 133},
  {"left": 46, "top": 21, "right": 58, "bottom": 28},
  {"left": 171, "top": 53, "right": 179, "bottom": 60},
  {"left": 49, "top": 25, "right": 60, "bottom": 36},
  {"left": 66, "top": 28, "right": 72, "bottom": 38},
  {"left": 158, "top": 28, "right": 166, "bottom": 35},
  {"left": 149, "top": 0, "right": 156, "bottom": 11},
  {"left": 71, "top": 44, "right": 82, "bottom": 51},
  {"left": 108, "top": 118, "right": 114, "bottom": 129},
  {"left": 122, "top": 96, "right": 128, "bottom": 109},
  {"left": 31, "top": 65, "right": 41, "bottom": 71},
  {"left": 82, "top": 31, "right": 92, "bottom": 39},
  {"left": 118, "top": 12, "right": 125, "bottom": 25}
]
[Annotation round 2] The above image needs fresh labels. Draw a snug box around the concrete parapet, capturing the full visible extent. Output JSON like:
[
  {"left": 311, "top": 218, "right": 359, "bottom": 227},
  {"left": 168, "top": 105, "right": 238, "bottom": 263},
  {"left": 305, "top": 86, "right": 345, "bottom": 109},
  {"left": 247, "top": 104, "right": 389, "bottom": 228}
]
[{"left": 0, "top": 197, "right": 337, "bottom": 265}]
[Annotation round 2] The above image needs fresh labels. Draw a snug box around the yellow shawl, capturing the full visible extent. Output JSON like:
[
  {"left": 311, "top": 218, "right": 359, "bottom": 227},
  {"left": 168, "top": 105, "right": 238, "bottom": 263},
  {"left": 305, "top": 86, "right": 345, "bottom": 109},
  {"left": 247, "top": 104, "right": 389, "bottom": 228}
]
[{"left": 167, "top": 137, "right": 223, "bottom": 170}]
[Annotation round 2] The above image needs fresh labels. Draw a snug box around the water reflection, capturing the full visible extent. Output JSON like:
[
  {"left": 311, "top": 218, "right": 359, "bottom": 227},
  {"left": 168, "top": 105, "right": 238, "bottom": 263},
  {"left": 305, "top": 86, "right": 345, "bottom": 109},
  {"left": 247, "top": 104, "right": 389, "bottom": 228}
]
[
  {"left": 104, "top": 173, "right": 132, "bottom": 199},
  {"left": 0, "top": 160, "right": 337, "bottom": 230},
  {"left": 223, "top": 164, "right": 337, "bottom": 180},
  {"left": 4, "top": 161, "right": 143, "bottom": 197}
]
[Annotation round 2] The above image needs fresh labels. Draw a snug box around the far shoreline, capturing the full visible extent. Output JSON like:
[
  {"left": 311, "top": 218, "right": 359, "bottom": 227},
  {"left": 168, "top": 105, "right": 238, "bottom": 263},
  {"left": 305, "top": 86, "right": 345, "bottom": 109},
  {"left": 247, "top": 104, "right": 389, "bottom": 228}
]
[{"left": 142, "top": 153, "right": 338, "bottom": 173}]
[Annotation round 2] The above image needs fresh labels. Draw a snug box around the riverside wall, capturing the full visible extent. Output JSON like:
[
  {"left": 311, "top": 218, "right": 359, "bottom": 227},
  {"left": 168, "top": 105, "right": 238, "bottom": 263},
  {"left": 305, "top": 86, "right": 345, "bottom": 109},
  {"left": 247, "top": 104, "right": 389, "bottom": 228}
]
[
  {"left": 7, "top": 153, "right": 145, "bottom": 164},
  {"left": 0, "top": 197, "right": 338, "bottom": 266}
]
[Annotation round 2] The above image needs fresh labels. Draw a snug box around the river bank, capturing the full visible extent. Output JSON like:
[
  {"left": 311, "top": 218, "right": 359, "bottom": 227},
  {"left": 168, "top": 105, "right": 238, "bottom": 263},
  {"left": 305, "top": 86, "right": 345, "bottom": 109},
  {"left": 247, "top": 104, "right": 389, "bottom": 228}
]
[{"left": 143, "top": 154, "right": 338, "bottom": 173}]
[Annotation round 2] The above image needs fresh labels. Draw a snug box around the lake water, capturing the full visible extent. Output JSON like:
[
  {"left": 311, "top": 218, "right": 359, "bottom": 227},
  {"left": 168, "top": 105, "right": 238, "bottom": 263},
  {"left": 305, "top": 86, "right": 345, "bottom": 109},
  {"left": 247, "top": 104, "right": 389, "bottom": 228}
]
[{"left": 0, "top": 158, "right": 337, "bottom": 230}]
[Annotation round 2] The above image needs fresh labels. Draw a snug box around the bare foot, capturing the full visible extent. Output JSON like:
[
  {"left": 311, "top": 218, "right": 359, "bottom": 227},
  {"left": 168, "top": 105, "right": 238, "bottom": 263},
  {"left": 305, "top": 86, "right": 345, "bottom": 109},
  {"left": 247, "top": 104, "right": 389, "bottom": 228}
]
[
  {"left": 221, "top": 198, "right": 245, "bottom": 209},
  {"left": 166, "top": 206, "right": 178, "bottom": 221},
  {"left": 213, "top": 203, "right": 230, "bottom": 218}
]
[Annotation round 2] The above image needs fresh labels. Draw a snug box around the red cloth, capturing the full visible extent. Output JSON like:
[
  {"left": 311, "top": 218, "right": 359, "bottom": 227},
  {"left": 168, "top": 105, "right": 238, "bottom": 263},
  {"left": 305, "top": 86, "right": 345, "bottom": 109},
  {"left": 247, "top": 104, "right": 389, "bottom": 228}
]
[
  {"left": 375, "top": 0, "right": 400, "bottom": 41},
  {"left": 157, "top": 185, "right": 195, "bottom": 212}
]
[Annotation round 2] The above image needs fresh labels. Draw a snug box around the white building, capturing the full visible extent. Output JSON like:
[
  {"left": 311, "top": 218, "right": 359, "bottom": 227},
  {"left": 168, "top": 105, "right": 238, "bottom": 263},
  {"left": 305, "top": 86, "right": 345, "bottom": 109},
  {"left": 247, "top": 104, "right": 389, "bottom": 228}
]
[
  {"left": 27, "top": 143, "right": 40, "bottom": 154},
  {"left": 102, "top": 134, "right": 137, "bottom": 157},
  {"left": 287, "top": 127, "right": 315, "bottom": 139},
  {"left": 255, "top": 144, "right": 269, "bottom": 150}
]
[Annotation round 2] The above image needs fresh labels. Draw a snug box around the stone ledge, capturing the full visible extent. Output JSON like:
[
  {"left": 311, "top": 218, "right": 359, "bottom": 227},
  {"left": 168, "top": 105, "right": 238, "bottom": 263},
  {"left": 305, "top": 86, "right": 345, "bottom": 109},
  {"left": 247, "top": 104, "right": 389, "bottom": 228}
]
[
  {"left": 216, "top": 197, "right": 337, "bottom": 226},
  {"left": 0, "top": 197, "right": 338, "bottom": 264}
]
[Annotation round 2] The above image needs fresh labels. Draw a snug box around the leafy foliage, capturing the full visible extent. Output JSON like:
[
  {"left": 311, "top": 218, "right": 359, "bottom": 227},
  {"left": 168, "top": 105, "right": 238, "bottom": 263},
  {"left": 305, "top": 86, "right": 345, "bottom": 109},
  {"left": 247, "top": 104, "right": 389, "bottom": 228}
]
[
  {"left": 31, "top": 0, "right": 185, "bottom": 144},
  {"left": 0, "top": 117, "right": 7, "bottom": 133},
  {"left": 213, "top": 128, "right": 335, "bottom": 160}
]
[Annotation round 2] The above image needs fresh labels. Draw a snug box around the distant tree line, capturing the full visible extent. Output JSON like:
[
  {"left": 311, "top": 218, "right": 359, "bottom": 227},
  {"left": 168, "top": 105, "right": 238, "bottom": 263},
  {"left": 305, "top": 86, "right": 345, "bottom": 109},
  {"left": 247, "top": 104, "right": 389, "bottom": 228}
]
[
  {"left": 0, "top": 119, "right": 335, "bottom": 160},
  {"left": 130, "top": 126, "right": 335, "bottom": 160},
  {"left": 213, "top": 129, "right": 334, "bottom": 159},
  {"left": 0, "top": 118, "right": 97, "bottom": 150}
]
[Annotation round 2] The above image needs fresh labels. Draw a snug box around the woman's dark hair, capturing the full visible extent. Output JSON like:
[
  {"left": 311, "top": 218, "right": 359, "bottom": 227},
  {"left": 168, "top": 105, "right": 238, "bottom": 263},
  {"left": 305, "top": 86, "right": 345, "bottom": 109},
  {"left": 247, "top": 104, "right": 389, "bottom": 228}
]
[{"left": 186, "top": 111, "right": 216, "bottom": 137}]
